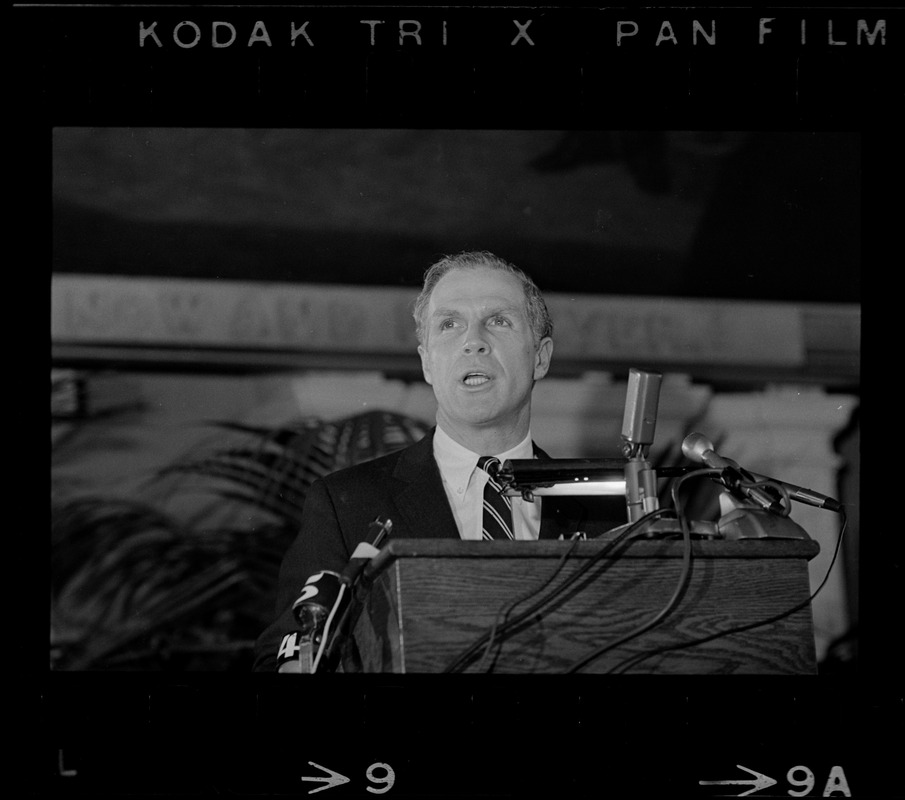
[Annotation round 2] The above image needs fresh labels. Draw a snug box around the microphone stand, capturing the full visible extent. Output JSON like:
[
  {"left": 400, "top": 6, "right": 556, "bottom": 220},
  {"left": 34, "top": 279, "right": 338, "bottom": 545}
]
[
  {"left": 604, "top": 366, "right": 718, "bottom": 538},
  {"left": 497, "top": 456, "right": 812, "bottom": 540},
  {"left": 499, "top": 369, "right": 815, "bottom": 541},
  {"left": 622, "top": 439, "right": 659, "bottom": 524},
  {"left": 610, "top": 443, "right": 722, "bottom": 540},
  {"left": 710, "top": 488, "right": 811, "bottom": 540}
]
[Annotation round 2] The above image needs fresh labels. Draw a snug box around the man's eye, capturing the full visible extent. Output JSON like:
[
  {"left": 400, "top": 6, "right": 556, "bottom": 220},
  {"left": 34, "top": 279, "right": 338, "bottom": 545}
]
[
  {"left": 440, "top": 319, "right": 456, "bottom": 330},
  {"left": 490, "top": 316, "right": 511, "bottom": 326}
]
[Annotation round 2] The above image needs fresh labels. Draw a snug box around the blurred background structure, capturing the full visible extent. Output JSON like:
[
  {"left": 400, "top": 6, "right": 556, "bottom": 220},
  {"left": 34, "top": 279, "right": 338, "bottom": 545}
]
[{"left": 50, "top": 128, "right": 859, "bottom": 672}]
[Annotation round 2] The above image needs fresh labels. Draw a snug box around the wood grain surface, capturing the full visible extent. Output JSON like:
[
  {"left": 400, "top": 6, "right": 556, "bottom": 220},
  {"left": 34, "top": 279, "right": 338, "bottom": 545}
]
[{"left": 352, "top": 537, "right": 820, "bottom": 674}]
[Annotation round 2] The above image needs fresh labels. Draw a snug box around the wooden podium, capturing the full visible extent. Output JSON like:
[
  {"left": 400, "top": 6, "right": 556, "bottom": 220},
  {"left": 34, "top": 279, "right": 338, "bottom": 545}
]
[{"left": 347, "top": 532, "right": 820, "bottom": 674}]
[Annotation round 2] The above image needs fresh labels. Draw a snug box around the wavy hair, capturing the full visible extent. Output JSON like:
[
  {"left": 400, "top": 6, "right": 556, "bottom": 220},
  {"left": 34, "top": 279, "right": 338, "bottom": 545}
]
[{"left": 412, "top": 250, "right": 554, "bottom": 347}]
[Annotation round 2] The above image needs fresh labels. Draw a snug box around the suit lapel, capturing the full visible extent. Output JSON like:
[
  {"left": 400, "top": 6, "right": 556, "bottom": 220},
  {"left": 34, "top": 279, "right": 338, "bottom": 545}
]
[{"left": 391, "top": 430, "right": 460, "bottom": 540}]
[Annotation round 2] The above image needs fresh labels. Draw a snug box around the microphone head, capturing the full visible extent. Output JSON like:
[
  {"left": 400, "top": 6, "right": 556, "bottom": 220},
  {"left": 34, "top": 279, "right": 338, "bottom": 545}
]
[
  {"left": 620, "top": 368, "right": 662, "bottom": 446},
  {"left": 681, "top": 432, "right": 715, "bottom": 464}
]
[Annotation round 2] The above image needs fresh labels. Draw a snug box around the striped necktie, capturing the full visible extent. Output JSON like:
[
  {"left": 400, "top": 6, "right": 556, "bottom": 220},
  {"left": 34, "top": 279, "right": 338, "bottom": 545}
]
[{"left": 477, "top": 456, "right": 514, "bottom": 540}]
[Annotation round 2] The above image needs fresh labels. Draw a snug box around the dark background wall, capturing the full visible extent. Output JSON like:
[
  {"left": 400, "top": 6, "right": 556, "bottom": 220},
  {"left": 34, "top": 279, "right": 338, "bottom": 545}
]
[{"left": 53, "top": 128, "right": 859, "bottom": 303}]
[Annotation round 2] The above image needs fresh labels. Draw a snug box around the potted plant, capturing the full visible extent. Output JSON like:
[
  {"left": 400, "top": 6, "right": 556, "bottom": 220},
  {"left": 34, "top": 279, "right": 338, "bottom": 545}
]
[{"left": 50, "top": 410, "right": 432, "bottom": 671}]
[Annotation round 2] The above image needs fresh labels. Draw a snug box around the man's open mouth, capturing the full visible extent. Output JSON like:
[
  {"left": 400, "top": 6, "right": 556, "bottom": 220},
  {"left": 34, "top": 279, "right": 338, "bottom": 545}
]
[{"left": 463, "top": 372, "right": 491, "bottom": 386}]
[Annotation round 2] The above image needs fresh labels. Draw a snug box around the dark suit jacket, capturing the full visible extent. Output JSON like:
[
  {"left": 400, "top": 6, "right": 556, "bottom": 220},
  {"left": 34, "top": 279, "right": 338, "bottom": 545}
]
[{"left": 253, "top": 428, "right": 623, "bottom": 671}]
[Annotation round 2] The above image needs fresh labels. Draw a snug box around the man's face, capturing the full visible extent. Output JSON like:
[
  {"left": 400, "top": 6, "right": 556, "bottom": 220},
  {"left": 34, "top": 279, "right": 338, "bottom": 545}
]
[{"left": 418, "top": 267, "right": 553, "bottom": 439}]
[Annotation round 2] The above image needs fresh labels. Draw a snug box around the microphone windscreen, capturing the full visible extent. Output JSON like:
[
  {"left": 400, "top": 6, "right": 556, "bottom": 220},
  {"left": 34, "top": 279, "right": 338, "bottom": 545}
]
[
  {"left": 621, "top": 369, "right": 662, "bottom": 446},
  {"left": 680, "top": 432, "right": 714, "bottom": 464}
]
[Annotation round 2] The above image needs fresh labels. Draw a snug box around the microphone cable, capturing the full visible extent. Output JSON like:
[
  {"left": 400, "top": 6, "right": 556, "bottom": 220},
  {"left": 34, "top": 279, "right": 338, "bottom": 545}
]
[
  {"left": 440, "top": 535, "right": 584, "bottom": 674},
  {"left": 561, "top": 469, "right": 704, "bottom": 674},
  {"left": 604, "top": 507, "right": 848, "bottom": 674},
  {"left": 310, "top": 581, "right": 348, "bottom": 673},
  {"left": 476, "top": 531, "right": 585, "bottom": 673},
  {"left": 441, "top": 506, "right": 672, "bottom": 674}
]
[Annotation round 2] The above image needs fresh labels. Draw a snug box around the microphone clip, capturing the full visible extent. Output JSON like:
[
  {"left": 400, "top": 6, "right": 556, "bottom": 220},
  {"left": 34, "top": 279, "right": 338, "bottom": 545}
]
[
  {"left": 622, "top": 454, "right": 660, "bottom": 523},
  {"left": 711, "top": 464, "right": 787, "bottom": 517}
]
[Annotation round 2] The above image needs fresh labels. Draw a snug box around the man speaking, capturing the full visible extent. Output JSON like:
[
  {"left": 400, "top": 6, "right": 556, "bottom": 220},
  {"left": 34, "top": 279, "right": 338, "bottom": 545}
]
[{"left": 253, "top": 250, "right": 619, "bottom": 671}]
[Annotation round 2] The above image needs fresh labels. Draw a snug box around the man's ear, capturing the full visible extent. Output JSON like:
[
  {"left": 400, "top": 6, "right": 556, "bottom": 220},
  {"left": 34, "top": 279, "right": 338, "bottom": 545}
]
[
  {"left": 418, "top": 344, "right": 433, "bottom": 385},
  {"left": 533, "top": 337, "right": 554, "bottom": 381}
]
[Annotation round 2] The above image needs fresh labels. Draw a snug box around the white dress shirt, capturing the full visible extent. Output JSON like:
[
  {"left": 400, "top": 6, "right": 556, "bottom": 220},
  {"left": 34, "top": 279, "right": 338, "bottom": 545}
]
[{"left": 432, "top": 425, "right": 542, "bottom": 541}]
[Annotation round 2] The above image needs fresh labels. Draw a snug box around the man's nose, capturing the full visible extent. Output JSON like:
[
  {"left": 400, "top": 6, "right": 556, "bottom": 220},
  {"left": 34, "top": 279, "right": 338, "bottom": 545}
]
[{"left": 462, "top": 328, "right": 490, "bottom": 354}]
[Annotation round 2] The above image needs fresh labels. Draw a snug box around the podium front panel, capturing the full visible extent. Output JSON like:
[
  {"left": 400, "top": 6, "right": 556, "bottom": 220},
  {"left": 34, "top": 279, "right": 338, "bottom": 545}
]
[{"left": 351, "top": 537, "right": 820, "bottom": 674}]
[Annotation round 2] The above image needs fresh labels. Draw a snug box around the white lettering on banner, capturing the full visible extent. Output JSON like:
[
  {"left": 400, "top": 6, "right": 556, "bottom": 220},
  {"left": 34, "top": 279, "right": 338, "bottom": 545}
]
[
  {"left": 228, "top": 292, "right": 274, "bottom": 342},
  {"left": 158, "top": 289, "right": 207, "bottom": 336},
  {"left": 53, "top": 277, "right": 419, "bottom": 351},
  {"left": 51, "top": 276, "right": 810, "bottom": 366},
  {"left": 273, "top": 296, "right": 312, "bottom": 342},
  {"left": 61, "top": 283, "right": 158, "bottom": 339},
  {"left": 545, "top": 296, "right": 793, "bottom": 363}
]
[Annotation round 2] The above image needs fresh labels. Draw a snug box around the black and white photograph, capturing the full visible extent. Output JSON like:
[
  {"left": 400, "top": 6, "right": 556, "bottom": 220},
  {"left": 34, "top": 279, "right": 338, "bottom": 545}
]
[{"left": 17, "top": 3, "right": 898, "bottom": 798}]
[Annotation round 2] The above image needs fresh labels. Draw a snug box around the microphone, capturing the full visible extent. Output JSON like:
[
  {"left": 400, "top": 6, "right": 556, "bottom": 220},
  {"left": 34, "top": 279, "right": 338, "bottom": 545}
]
[
  {"left": 339, "top": 516, "right": 393, "bottom": 588},
  {"left": 620, "top": 369, "right": 663, "bottom": 522},
  {"left": 288, "top": 517, "right": 394, "bottom": 673},
  {"left": 291, "top": 570, "right": 349, "bottom": 639},
  {"left": 621, "top": 368, "right": 662, "bottom": 457},
  {"left": 681, "top": 433, "right": 841, "bottom": 513},
  {"left": 288, "top": 570, "right": 350, "bottom": 673},
  {"left": 681, "top": 432, "right": 744, "bottom": 472},
  {"left": 743, "top": 472, "right": 842, "bottom": 512},
  {"left": 681, "top": 432, "right": 782, "bottom": 513}
]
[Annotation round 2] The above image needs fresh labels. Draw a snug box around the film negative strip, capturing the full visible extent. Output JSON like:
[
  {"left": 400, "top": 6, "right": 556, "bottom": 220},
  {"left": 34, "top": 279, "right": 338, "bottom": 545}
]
[{"left": 28, "top": 3, "right": 899, "bottom": 798}]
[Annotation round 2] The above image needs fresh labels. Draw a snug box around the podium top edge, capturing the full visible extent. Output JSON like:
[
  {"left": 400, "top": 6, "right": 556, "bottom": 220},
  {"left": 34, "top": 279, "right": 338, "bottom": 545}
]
[{"left": 368, "top": 535, "right": 819, "bottom": 570}]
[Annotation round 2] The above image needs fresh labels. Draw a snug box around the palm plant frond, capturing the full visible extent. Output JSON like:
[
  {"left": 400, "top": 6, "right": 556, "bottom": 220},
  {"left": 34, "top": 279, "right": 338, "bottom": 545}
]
[{"left": 51, "top": 409, "right": 431, "bottom": 670}]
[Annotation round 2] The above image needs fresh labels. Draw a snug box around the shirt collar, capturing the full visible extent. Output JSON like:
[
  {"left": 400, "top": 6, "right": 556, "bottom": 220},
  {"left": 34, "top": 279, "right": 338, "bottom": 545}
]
[{"left": 433, "top": 425, "right": 534, "bottom": 492}]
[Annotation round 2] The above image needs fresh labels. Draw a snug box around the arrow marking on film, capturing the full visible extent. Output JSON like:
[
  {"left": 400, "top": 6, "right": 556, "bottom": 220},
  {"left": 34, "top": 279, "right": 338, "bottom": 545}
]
[
  {"left": 301, "top": 761, "right": 351, "bottom": 794},
  {"left": 699, "top": 764, "right": 777, "bottom": 796}
]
